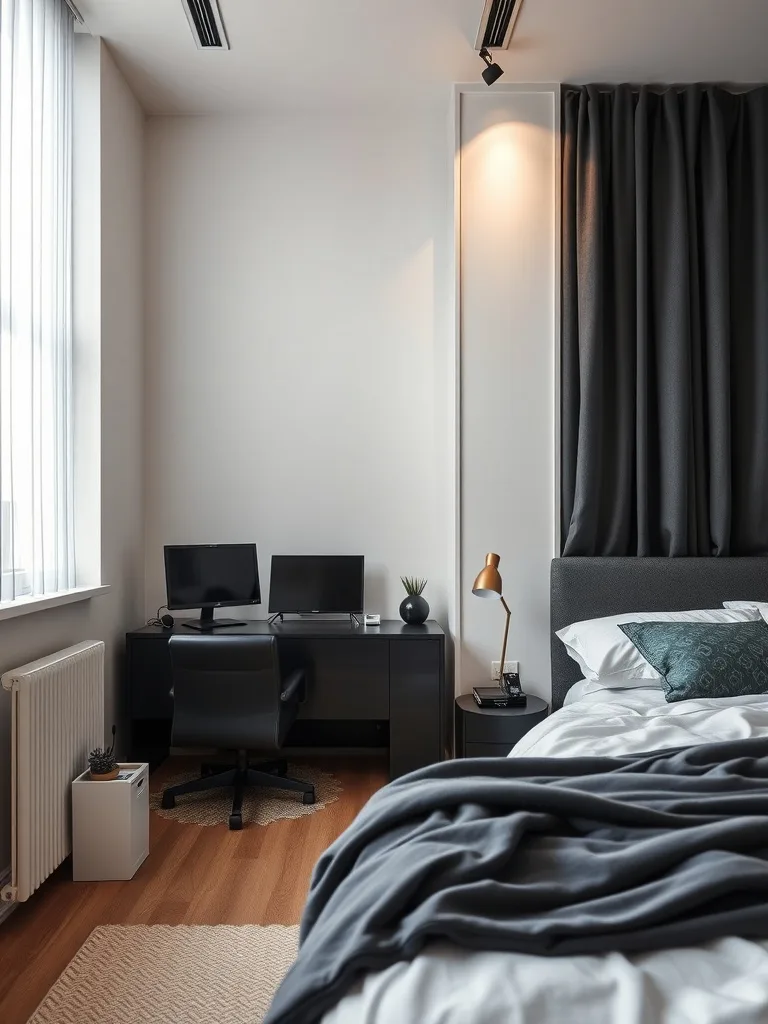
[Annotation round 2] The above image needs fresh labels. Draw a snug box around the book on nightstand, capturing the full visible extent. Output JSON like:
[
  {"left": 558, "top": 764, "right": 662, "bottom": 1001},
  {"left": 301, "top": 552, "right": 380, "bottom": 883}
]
[{"left": 473, "top": 686, "right": 515, "bottom": 708}]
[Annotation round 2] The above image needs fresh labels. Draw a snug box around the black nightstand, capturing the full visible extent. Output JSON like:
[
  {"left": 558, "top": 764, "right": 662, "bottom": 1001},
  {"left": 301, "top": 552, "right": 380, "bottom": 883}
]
[{"left": 455, "top": 694, "right": 549, "bottom": 757}]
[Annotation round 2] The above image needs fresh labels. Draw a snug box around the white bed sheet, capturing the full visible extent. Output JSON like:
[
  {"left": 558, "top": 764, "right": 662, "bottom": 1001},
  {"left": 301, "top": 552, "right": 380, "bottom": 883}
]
[
  {"left": 513, "top": 685, "right": 768, "bottom": 759},
  {"left": 324, "top": 689, "right": 768, "bottom": 1024},
  {"left": 325, "top": 937, "right": 768, "bottom": 1024}
]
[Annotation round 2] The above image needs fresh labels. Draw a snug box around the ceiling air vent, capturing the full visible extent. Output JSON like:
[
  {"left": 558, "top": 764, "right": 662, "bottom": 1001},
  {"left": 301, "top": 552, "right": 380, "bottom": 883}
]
[
  {"left": 475, "top": 0, "right": 525, "bottom": 51},
  {"left": 181, "top": 0, "right": 230, "bottom": 50}
]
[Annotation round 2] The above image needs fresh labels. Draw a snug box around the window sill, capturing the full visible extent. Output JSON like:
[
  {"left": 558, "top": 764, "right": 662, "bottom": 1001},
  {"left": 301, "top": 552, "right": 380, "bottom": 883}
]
[{"left": 0, "top": 585, "right": 110, "bottom": 623}]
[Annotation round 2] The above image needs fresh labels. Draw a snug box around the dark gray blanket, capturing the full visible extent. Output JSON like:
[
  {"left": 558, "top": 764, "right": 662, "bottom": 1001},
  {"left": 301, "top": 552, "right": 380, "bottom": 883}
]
[{"left": 265, "top": 740, "right": 768, "bottom": 1024}]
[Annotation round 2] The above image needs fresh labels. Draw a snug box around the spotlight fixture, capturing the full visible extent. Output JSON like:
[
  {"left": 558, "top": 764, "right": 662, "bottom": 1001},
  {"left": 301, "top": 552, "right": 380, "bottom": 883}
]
[{"left": 479, "top": 47, "right": 504, "bottom": 86}]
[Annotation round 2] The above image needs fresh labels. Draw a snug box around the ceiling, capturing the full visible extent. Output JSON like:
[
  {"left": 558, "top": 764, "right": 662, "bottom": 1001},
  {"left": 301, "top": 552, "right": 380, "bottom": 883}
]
[{"left": 75, "top": 0, "right": 768, "bottom": 115}]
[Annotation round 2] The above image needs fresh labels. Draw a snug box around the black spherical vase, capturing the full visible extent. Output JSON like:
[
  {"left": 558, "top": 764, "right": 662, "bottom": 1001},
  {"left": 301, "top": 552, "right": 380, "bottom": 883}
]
[{"left": 399, "top": 593, "right": 429, "bottom": 625}]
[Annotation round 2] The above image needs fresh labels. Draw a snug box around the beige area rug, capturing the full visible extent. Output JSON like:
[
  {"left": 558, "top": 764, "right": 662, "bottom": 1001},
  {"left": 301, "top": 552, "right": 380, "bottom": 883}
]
[
  {"left": 150, "top": 762, "right": 342, "bottom": 826},
  {"left": 28, "top": 924, "right": 299, "bottom": 1024}
]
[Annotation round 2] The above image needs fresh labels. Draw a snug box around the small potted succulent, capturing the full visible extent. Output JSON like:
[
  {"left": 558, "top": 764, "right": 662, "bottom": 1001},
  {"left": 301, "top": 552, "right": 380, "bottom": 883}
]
[
  {"left": 399, "top": 576, "right": 429, "bottom": 625},
  {"left": 88, "top": 726, "right": 119, "bottom": 781}
]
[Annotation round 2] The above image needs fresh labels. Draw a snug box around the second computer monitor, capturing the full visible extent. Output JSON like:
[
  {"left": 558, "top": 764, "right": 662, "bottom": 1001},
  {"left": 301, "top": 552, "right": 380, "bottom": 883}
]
[{"left": 268, "top": 555, "right": 364, "bottom": 615}]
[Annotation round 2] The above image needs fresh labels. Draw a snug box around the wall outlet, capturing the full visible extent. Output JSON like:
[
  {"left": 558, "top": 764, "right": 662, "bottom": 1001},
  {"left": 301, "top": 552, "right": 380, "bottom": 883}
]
[{"left": 491, "top": 660, "right": 519, "bottom": 681}]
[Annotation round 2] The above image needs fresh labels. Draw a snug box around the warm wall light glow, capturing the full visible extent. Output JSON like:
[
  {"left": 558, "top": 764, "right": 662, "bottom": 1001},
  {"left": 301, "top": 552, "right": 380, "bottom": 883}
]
[
  {"left": 461, "top": 119, "right": 553, "bottom": 238},
  {"left": 479, "top": 122, "right": 518, "bottom": 188}
]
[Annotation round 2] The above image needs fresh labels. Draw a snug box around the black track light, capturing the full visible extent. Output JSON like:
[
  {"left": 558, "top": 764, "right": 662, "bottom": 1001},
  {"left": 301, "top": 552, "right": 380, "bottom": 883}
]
[{"left": 479, "top": 46, "right": 504, "bottom": 86}]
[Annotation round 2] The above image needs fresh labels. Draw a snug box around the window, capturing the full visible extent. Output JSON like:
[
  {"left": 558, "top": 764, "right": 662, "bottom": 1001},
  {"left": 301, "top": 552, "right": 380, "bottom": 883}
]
[{"left": 0, "top": 0, "right": 74, "bottom": 601}]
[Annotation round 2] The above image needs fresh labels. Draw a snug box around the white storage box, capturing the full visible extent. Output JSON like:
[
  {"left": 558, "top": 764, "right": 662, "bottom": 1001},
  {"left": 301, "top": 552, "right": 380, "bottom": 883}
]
[{"left": 72, "top": 763, "right": 149, "bottom": 881}]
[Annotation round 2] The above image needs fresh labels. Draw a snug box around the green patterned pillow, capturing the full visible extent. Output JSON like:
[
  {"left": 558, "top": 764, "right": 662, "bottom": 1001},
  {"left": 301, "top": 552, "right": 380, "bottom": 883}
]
[{"left": 618, "top": 620, "right": 768, "bottom": 703}]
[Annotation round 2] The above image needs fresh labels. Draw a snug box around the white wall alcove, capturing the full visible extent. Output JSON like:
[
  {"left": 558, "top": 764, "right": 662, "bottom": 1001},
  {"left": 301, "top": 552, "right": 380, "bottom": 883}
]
[{"left": 455, "top": 84, "right": 559, "bottom": 701}]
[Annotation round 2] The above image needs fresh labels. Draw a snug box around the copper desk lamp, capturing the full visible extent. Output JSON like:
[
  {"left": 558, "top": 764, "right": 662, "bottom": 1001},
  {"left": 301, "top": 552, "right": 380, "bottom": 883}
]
[{"left": 472, "top": 552, "right": 519, "bottom": 697}]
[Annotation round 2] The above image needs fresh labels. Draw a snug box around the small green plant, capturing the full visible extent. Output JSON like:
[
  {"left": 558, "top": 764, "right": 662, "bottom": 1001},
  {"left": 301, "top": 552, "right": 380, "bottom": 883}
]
[
  {"left": 88, "top": 725, "right": 118, "bottom": 776},
  {"left": 401, "top": 576, "right": 427, "bottom": 597}
]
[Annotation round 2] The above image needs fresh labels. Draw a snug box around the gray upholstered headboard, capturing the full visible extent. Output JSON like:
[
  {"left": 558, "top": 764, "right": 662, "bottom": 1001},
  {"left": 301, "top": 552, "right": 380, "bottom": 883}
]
[{"left": 550, "top": 557, "right": 768, "bottom": 711}]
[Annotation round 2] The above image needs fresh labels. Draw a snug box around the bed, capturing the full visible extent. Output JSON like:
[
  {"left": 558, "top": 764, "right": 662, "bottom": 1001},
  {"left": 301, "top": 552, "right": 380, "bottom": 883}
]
[{"left": 266, "top": 557, "right": 768, "bottom": 1024}]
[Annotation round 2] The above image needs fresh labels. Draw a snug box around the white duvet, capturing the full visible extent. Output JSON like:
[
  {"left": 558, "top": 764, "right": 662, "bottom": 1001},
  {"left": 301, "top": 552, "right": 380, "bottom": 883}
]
[
  {"left": 513, "top": 684, "right": 768, "bottom": 759},
  {"left": 324, "top": 687, "right": 768, "bottom": 1024}
]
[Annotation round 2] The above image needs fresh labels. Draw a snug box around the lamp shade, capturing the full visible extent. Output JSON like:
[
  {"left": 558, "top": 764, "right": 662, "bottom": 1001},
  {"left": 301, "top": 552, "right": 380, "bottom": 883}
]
[{"left": 472, "top": 552, "right": 502, "bottom": 599}]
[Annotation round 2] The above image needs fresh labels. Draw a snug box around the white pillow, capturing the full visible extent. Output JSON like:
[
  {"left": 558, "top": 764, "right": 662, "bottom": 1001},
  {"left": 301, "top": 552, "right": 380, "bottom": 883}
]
[
  {"left": 564, "top": 677, "right": 664, "bottom": 705},
  {"left": 556, "top": 607, "right": 761, "bottom": 682},
  {"left": 724, "top": 601, "right": 768, "bottom": 625}
]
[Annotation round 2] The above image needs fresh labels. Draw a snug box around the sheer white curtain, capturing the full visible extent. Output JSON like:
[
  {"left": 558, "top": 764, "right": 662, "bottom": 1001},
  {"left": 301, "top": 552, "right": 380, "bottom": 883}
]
[{"left": 0, "top": 0, "right": 74, "bottom": 600}]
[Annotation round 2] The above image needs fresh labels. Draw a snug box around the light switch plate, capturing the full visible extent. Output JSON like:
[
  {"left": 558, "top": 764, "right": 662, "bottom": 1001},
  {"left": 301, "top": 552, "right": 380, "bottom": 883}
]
[{"left": 491, "top": 660, "right": 519, "bottom": 681}]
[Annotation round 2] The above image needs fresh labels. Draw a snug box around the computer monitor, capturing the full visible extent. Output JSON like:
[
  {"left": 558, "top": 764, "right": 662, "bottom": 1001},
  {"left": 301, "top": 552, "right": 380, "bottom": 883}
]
[
  {"left": 164, "top": 544, "right": 261, "bottom": 630},
  {"left": 268, "top": 555, "right": 364, "bottom": 616}
]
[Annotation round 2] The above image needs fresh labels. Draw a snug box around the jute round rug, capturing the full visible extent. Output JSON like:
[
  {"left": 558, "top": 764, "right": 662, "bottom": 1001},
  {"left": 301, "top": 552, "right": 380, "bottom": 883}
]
[
  {"left": 28, "top": 924, "right": 299, "bottom": 1024},
  {"left": 150, "top": 762, "right": 342, "bottom": 826}
]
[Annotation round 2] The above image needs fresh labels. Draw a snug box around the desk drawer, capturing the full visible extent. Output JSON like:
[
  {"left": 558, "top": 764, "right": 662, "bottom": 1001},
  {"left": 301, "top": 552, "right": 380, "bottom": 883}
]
[
  {"left": 390, "top": 640, "right": 441, "bottom": 778},
  {"left": 281, "top": 639, "right": 389, "bottom": 720},
  {"left": 129, "top": 639, "right": 173, "bottom": 720}
]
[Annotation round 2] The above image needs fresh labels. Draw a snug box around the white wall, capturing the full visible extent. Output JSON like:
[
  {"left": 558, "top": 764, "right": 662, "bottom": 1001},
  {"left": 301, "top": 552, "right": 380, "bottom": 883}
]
[
  {"left": 99, "top": 41, "right": 146, "bottom": 666},
  {"left": 144, "top": 107, "right": 454, "bottom": 625},
  {"left": 0, "top": 38, "right": 144, "bottom": 872},
  {"left": 459, "top": 87, "right": 557, "bottom": 701},
  {"left": 144, "top": 94, "right": 558, "bottom": 700}
]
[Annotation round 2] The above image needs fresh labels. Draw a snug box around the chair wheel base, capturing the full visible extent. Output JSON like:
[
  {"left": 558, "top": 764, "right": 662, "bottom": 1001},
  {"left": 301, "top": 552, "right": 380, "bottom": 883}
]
[
  {"left": 161, "top": 792, "right": 175, "bottom": 809},
  {"left": 229, "top": 814, "right": 243, "bottom": 830},
  {"left": 303, "top": 791, "right": 316, "bottom": 805}
]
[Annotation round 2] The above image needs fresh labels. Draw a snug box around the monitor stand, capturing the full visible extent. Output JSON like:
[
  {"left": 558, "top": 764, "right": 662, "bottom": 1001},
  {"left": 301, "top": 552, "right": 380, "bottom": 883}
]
[
  {"left": 183, "top": 607, "right": 246, "bottom": 631},
  {"left": 266, "top": 612, "right": 361, "bottom": 627}
]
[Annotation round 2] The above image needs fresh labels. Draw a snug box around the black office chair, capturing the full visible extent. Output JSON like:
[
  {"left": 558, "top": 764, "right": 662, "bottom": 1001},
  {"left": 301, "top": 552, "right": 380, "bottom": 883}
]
[{"left": 161, "top": 634, "right": 315, "bottom": 830}]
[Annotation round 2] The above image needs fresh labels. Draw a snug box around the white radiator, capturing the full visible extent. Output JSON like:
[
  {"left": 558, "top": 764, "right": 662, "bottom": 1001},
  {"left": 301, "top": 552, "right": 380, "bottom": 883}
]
[{"left": 1, "top": 641, "right": 104, "bottom": 903}]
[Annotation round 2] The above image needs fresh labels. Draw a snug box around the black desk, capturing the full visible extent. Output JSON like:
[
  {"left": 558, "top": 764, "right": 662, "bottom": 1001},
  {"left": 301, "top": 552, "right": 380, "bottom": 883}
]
[{"left": 126, "top": 619, "right": 447, "bottom": 779}]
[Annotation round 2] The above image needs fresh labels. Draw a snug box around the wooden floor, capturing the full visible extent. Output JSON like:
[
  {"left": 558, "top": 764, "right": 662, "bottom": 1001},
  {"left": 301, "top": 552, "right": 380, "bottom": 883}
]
[{"left": 0, "top": 754, "right": 387, "bottom": 1024}]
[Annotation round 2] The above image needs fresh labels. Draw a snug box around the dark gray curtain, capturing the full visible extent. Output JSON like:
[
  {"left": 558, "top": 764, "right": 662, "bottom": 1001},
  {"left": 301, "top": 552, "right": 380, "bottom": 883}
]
[{"left": 561, "top": 84, "right": 768, "bottom": 556}]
